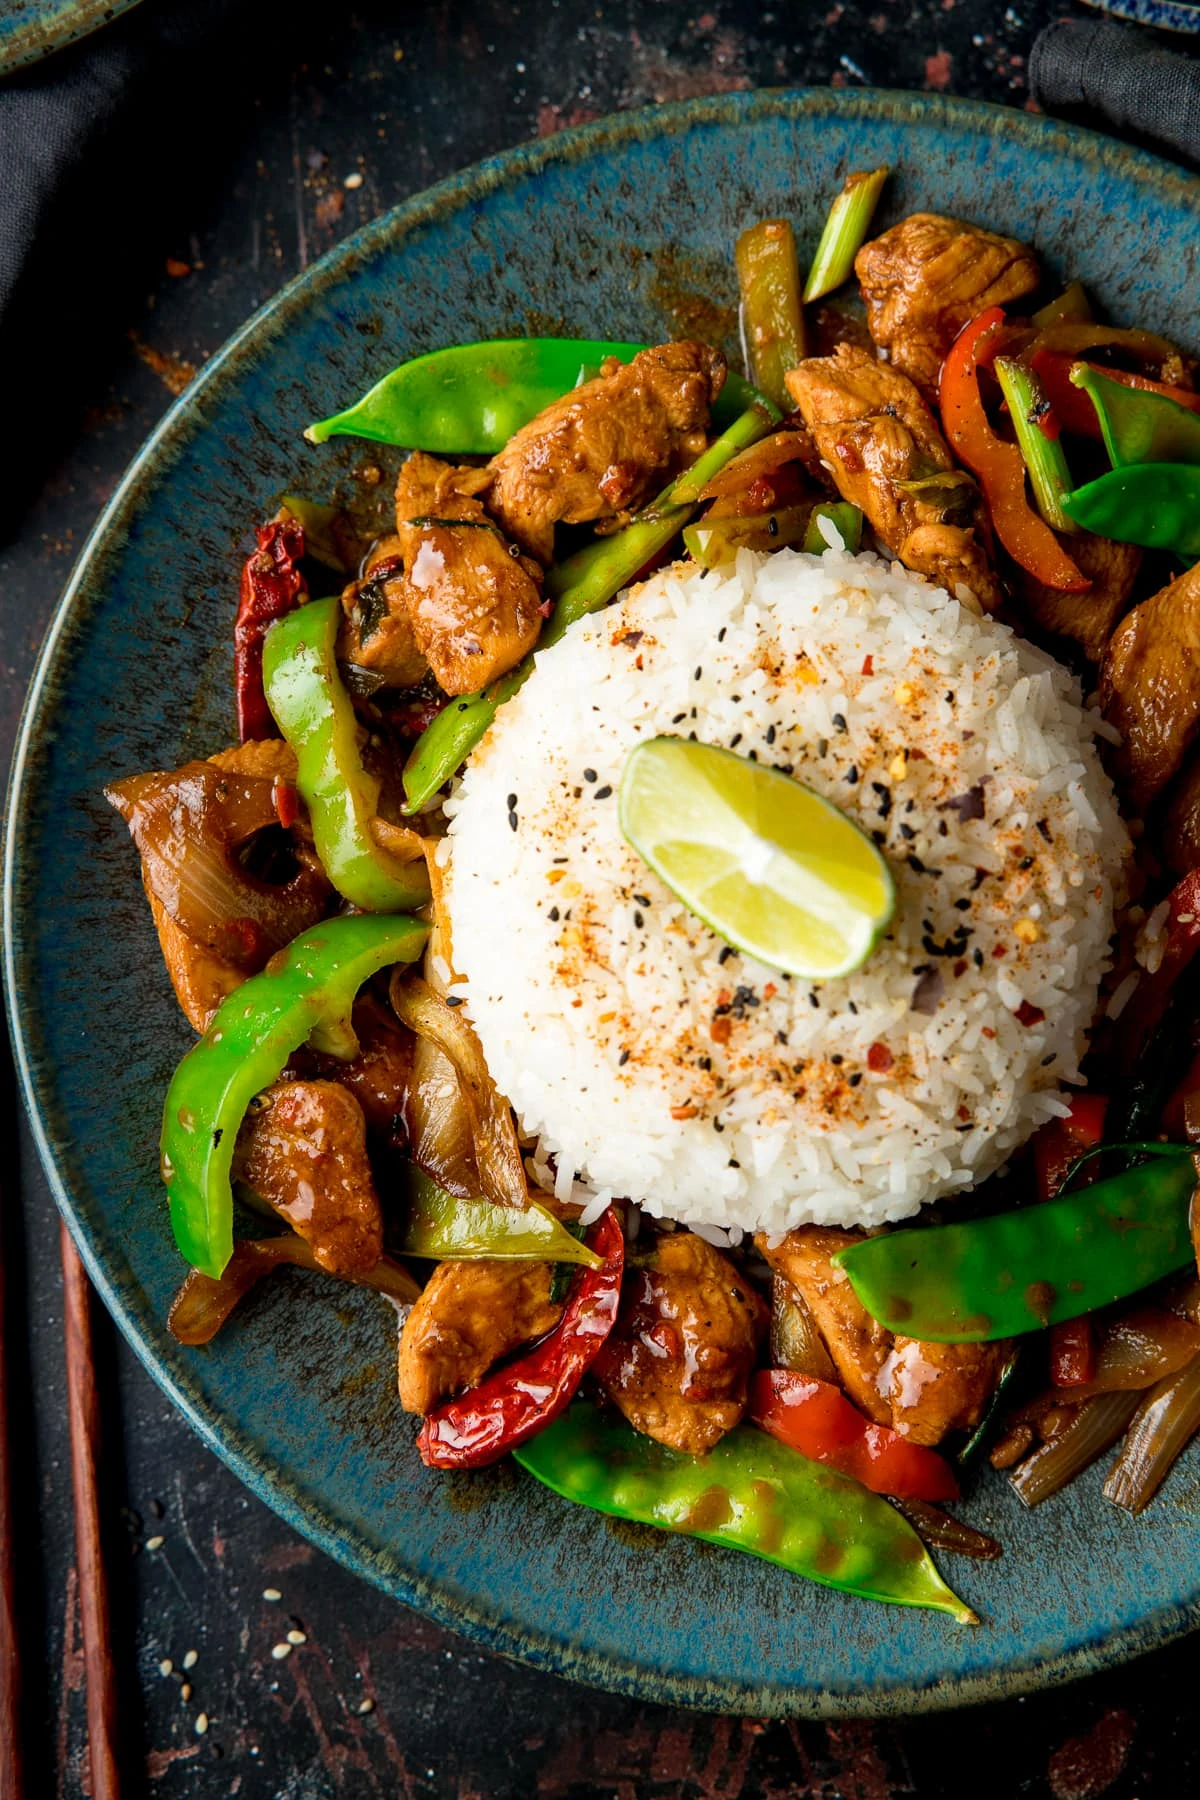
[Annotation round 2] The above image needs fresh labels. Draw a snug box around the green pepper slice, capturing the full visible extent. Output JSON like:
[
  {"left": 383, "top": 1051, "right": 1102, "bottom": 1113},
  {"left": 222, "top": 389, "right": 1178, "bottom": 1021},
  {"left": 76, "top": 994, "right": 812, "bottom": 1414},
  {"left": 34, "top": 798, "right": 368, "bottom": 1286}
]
[
  {"left": 398, "top": 1166, "right": 601, "bottom": 1268},
  {"left": 162, "top": 914, "right": 429, "bottom": 1278},
  {"left": 401, "top": 401, "right": 779, "bottom": 812},
  {"left": 834, "top": 1151, "right": 1198, "bottom": 1343},
  {"left": 305, "top": 338, "right": 769, "bottom": 452},
  {"left": 1060, "top": 463, "right": 1200, "bottom": 561},
  {"left": 514, "top": 1403, "right": 975, "bottom": 1622},
  {"left": 1071, "top": 363, "right": 1200, "bottom": 469},
  {"left": 264, "top": 597, "right": 431, "bottom": 912}
]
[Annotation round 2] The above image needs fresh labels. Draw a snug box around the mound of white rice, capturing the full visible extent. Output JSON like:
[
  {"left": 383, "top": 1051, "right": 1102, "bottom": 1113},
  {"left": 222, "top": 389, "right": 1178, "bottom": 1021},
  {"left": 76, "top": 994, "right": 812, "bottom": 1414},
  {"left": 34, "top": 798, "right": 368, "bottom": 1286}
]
[{"left": 440, "top": 546, "right": 1129, "bottom": 1240}]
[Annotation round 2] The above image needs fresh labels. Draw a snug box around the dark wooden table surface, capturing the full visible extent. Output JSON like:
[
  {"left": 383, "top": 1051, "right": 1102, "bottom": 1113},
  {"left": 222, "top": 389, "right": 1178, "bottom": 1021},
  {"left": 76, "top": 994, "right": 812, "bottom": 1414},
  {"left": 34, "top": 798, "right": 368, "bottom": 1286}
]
[{"left": 4, "top": 2, "right": 1200, "bottom": 1794}]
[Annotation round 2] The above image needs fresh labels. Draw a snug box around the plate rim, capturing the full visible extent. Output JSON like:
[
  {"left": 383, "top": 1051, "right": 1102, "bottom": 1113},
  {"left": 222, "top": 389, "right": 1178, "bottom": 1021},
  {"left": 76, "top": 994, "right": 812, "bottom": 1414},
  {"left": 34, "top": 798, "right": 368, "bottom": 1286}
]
[
  {"left": 9, "top": 84, "right": 1200, "bottom": 1718},
  {"left": 0, "top": 0, "right": 144, "bottom": 74}
]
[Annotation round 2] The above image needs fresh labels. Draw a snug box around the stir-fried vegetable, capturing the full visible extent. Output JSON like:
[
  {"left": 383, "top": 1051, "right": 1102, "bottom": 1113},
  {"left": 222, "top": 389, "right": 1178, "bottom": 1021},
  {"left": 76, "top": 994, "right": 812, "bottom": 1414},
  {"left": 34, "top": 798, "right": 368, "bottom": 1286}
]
[
  {"left": 1071, "top": 363, "right": 1200, "bottom": 469},
  {"left": 514, "top": 1401, "right": 975, "bottom": 1621},
  {"left": 1009, "top": 1391, "right": 1141, "bottom": 1507},
  {"left": 802, "top": 502, "right": 863, "bottom": 555},
  {"left": 802, "top": 168, "right": 889, "bottom": 304},
  {"left": 417, "top": 1209, "right": 624, "bottom": 1468},
  {"left": 235, "top": 518, "right": 307, "bottom": 741},
  {"left": 890, "top": 1499, "right": 1001, "bottom": 1562},
  {"left": 397, "top": 1166, "right": 601, "bottom": 1267},
  {"left": 1047, "top": 1305, "right": 1200, "bottom": 1399},
  {"left": 683, "top": 505, "right": 815, "bottom": 566},
  {"left": 940, "top": 308, "right": 1088, "bottom": 592},
  {"left": 263, "top": 597, "right": 431, "bottom": 912},
  {"left": 161, "top": 914, "right": 428, "bottom": 1278},
  {"left": 277, "top": 496, "right": 356, "bottom": 572},
  {"left": 835, "top": 1151, "right": 1199, "bottom": 1342},
  {"left": 305, "top": 337, "right": 769, "bottom": 452},
  {"left": 1031, "top": 282, "right": 1092, "bottom": 329},
  {"left": 1061, "top": 463, "right": 1200, "bottom": 560},
  {"left": 749, "top": 1370, "right": 960, "bottom": 1502},
  {"left": 770, "top": 1273, "right": 836, "bottom": 1379},
  {"left": 735, "top": 219, "right": 807, "bottom": 410},
  {"left": 401, "top": 401, "right": 780, "bottom": 812},
  {"left": 993, "top": 356, "right": 1076, "bottom": 532},
  {"left": 168, "top": 1233, "right": 420, "bottom": 1344},
  {"left": 1104, "top": 1353, "right": 1200, "bottom": 1513}
]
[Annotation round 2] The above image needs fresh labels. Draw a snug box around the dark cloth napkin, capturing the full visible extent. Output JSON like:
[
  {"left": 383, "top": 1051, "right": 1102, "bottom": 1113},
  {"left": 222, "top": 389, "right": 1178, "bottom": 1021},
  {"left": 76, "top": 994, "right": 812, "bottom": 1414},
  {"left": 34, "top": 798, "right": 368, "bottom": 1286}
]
[{"left": 1030, "top": 17, "right": 1200, "bottom": 169}]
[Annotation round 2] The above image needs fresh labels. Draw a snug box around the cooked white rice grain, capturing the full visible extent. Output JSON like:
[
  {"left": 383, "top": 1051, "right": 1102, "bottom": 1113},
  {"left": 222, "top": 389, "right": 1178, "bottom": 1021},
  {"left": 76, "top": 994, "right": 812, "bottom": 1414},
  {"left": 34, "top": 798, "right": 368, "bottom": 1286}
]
[{"left": 441, "top": 547, "right": 1129, "bottom": 1237}]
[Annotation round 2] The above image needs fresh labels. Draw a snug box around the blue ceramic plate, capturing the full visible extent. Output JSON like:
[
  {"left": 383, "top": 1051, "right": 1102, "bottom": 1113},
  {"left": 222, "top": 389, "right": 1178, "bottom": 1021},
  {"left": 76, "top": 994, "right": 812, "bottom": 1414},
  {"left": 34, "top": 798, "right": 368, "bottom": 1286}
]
[
  {"left": 1081, "top": 0, "right": 1200, "bottom": 36},
  {"left": 9, "top": 90, "right": 1200, "bottom": 1716},
  {"left": 0, "top": 0, "right": 141, "bottom": 72}
]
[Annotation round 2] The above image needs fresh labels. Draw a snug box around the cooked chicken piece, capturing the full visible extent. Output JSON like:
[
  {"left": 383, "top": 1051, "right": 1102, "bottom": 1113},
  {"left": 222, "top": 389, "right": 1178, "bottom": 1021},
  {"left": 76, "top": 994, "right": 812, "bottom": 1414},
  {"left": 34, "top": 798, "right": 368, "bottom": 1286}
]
[
  {"left": 1164, "top": 758, "right": 1200, "bottom": 874},
  {"left": 337, "top": 533, "right": 428, "bottom": 690},
  {"left": 1019, "top": 532, "right": 1141, "bottom": 664},
  {"left": 855, "top": 213, "right": 1040, "bottom": 398},
  {"left": 233, "top": 1079, "right": 383, "bottom": 1275},
  {"left": 786, "top": 346, "right": 1001, "bottom": 611},
  {"left": 1101, "top": 561, "right": 1200, "bottom": 809},
  {"left": 387, "top": 452, "right": 544, "bottom": 695},
  {"left": 486, "top": 341, "right": 727, "bottom": 562},
  {"left": 208, "top": 739, "right": 298, "bottom": 783},
  {"left": 397, "top": 1260, "right": 562, "bottom": 1416},
  {"left": 304, "top": 995, "right": 413, "bottom": 1141},
  {"left": 756, "top": 1227, "right": 1008, "bottom": 1447},
  {"left": 593, "top": 1230, "right": 768, "bottom": 1454}
]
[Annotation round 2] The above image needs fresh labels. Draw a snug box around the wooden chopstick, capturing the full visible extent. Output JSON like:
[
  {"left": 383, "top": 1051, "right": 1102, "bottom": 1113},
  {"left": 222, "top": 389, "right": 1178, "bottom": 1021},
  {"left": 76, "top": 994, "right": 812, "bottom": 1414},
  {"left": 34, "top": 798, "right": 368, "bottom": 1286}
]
[
  {"left": 0, "top": 1176, "right": 23, "bottom": 1800},
  {"left": 61, "top": 1222, "right": 121, "bottom": 1800}
]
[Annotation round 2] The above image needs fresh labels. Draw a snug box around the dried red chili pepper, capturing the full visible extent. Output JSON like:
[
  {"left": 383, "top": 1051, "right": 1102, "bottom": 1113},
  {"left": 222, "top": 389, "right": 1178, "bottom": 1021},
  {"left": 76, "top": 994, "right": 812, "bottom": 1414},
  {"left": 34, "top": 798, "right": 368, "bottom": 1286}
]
[
  {"left": 417, "top": 1207, "right": 625, "bottom": 1469},
  {"left": 749, "top": 1370, "right": 960, "bottom": 1503},
  {"left": 1049, "top": 1318, "right": 1097, "bottom": 1388},
  {"left": 235, "top": 517, "right": 307, "bottom": 741}
]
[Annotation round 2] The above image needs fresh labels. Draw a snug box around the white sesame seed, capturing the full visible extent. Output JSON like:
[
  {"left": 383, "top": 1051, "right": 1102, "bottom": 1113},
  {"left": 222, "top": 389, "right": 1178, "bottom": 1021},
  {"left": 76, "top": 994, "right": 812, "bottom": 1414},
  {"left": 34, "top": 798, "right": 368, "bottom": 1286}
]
[
  {"left": 145, "top": 1535, "right": 164, "bottom": 1551},
  {"left": 286, "top": 1630, "right": 306, "bottom": 1646},
  {"left": 262, "top": 1588, "right": 282, "bottom": 1602},
  {"left": 194, "top": 1712, "right": 209, "bottom": 1736},
  {"left": 344, "top": 172, "right": 364, "bottom": 189},
  {"left": 357, "top": 1697, "right": 375, "bottom": 1715},
  {"left": 180, "top": 1683, "right": 192, "bottom": 1702},
  {"left": 271, "top": 1642, "right": 292, "bottom": 1661},
  {"left": 158, "top": 1659, "right": 173, "bottom": 1678},
  {"left": 182, "top": 1649, "right": 198, "bottom": 1670}
]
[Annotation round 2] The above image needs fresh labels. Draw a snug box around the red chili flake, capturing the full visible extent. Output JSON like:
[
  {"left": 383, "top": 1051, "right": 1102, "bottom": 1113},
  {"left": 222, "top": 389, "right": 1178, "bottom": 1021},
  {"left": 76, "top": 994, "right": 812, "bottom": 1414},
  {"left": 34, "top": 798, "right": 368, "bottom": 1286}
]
[
  {"left": 957, "top": 1105, "right": 971, "bottom": 1122},
  {"left": 763, "top": 982, "right": 777, "bottom": 1000},
  {"left": 1015, "top": 1000, "right": 1046, "bottom": 1027},
  {"left": 953, "top": 958, "right": 968, "bottom": 977},
  {"left": 538, "top": 598, "right": 554, "bottom": 619},
  {"left": 867, "top": 1042, "right": 894, "bottom": 1073},
  {"left": 861, "top": 654, "right": 874, "bottom": 676},
  {"left": 993, "top": 944, "right": 1007, "bottom": 958},
  {"left": 234, "top": 518, "right": 307, "bottom": 741},
  {"left": 981, "top": 1026, "right": 996, "bottom": 1039},
  {"left": 272, "top": 778, "right": 300, "bottom": 830}
]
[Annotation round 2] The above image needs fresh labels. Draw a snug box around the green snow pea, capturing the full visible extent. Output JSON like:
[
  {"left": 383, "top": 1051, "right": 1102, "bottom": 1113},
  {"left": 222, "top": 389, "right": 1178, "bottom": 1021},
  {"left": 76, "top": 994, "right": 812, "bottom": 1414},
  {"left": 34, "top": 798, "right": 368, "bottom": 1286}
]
[
  {"left": 1071, "top": 363, "right": 1200, "bottom": 470},
  {"left": 264, "top": 597, "right": 431, "bottom": 912},
  {"left": 162, "top": 914, "right": 429, "bottom": 1279},
  {"left": 802, "top": 500, "right": 863, "bottom": 555},
  {"left": 400, "top": 400, "right": 780, "bottom": 811},
  {"left": 305, "top": 338, "right": 771, "bottom": 452},
  {"left": 1060, "top": 463, "right": 1200, "bottom": 560},
  {"left": 397, "top": 1166, "right": 601, "bottom": 1268},
  {"left": 835, "top": 1150, "right": 1198, "bottom": 1343},
  {"left": 513, "top": 1403, "right": 975, "bottom": 1622}
]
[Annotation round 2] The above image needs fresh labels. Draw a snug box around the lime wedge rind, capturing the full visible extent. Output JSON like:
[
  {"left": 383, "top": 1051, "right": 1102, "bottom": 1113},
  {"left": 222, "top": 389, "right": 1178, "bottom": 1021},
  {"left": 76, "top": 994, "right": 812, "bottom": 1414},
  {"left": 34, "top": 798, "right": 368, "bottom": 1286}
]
[{"left": 618, "top": 736, "right": 895, "bottom": 981}]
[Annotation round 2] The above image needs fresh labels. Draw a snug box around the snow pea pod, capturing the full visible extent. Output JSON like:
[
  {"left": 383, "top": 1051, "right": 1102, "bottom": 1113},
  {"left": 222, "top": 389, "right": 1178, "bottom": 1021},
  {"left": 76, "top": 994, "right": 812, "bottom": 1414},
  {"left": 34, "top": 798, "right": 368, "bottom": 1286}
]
[
  {"left": 513, "top": 1403, "right": 975, "bottom": 1622},
  {"left": 1071, "top": 363, "right": 1200, "bottom": 469},
  {"left": 397, "top": 1166, "right": 602, "bottom": 1268},
  {"left": 1060, "top": 463, "right": 1200, "bottom": 560},
  {"left": 305, "top": 338, "right": 770, "bottom": 452},
  {"left": 835, "top": 1151, "right": 1198, "bottom": 1343},
  {"left": 401, "top": 400, "right": 778, "bottom": 811}
]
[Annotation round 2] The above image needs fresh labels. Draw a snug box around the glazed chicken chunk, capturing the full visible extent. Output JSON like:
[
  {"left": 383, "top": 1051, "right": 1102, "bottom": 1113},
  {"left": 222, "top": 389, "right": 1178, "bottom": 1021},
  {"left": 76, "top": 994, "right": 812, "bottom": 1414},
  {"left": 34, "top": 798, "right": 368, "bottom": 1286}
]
[
  {"left": 786, "top": 345, "right": 1001, "bottom": 611},
  {"left": 855, "top": 212, "right": 1040, "bottom": 398},
  {"left": 486, "top": 340, "right": 727, "bottom": 562},
  {"left": 1019, "top": 531, "right": 1140, "bottom": 666},
  {"left": 757, "top": 1228, "right": 1008, "bottom": 1447},
  {"left": 1101, "top": 561, "right": 1200, "bottom": 810},
  {"left": 233, "top": 1079, "right": 384, "bottom": 1276},
  {"left": 391, "top": 451, "right": 545, "bottom": 695},
  {"left": 338, "top": 532, "right": 429, "bottom": 690},
  {"left": 593, "top": 1229, "right": 768, "bottom": 1455},
  {"left": 397, "top": 1260, "right": 563, "bottom": 1416}
]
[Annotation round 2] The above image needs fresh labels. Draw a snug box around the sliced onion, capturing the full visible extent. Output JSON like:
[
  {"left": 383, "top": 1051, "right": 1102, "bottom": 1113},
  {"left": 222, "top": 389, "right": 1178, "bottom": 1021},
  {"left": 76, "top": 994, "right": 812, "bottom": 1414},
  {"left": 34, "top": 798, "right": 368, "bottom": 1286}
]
[
  {"left": 1009, "top": 1391, "right": 1141, "bottom": 1507},
  {"left": 695, "top": 431, "right": 813, "bottom": 501},
  {"left": 106, "top": 763, "right": 329, "bottom": 967},
  {"left": 1103, "top": 1352, "right": 1200, "bottom": 1514},
  {"left": 390, "top": 972, "right": 528, "bottom": 1209},
  {"left": 168, "top": 1236, "right": 420, "bottom": 1345},
  {"left": 890, "top": 1498, "right": 1002, "bottom": 1562},
  {"left": 770, "top": 1273, "right": 836, "bottom": 1380},
  {"left": 1047, "top": 1306, "right": 1200, "bottom": 1399},
  {"left": 405, "top": 1033, "right": 479, "bottom": 1196}
]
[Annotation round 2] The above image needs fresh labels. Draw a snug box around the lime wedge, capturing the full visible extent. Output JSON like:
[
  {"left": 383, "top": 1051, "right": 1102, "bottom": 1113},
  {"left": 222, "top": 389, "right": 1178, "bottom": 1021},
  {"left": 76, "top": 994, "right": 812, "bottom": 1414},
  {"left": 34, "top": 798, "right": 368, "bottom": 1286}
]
[{"left": 619, "top": 737, "right": 895, "bottom": 979}]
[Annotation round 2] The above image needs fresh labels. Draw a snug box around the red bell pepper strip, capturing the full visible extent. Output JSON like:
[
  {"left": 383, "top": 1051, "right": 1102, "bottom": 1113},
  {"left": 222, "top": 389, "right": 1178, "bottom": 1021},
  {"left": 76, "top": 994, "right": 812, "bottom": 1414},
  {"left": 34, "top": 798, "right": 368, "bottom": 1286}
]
[
  {"left": 939, "top": 308, "right": 1089, "bottom": 594},
  {"left": 1031, "top": 351, "right": 1200, "bottom": 439},
  {"left": 235, "top": 517, "right": 307, "bottom": 741},
  {"left": 417, "top": 1207, "right": 624, "bottom": 1469},
  {"left": 748, "top": 1369, "right": 960, "bottom": 1503},
  {"left": 1032, "top": 1092, "right": 1109, "bottom": 1204},
  {"left": 1048, "top": 1318, "right": 1097, "bottom": 1388}
]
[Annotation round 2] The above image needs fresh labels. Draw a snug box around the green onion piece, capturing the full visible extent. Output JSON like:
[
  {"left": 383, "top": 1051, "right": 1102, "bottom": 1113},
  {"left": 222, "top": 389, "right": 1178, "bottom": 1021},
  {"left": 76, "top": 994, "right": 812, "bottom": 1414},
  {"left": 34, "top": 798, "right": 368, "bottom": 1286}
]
[
  {"left": 993, "top": 355, "right": 1076, "bottom": 533},
  {"left": 735, "top": 219, "right": 807, "bottom": 411},
  {"left": 1031, "top": 281, "right": 1092, "bottom": 329},
  {"left": 802, "top": 168, "right": 890, "bottom": 304},
  {"left": 802, "top": 502, "right": 863, "bottom": 555}
]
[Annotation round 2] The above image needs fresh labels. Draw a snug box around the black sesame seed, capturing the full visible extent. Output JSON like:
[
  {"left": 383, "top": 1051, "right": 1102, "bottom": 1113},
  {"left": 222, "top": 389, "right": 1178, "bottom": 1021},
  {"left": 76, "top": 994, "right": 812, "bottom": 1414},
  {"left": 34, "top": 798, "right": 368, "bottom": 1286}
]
[
  {"left": 872, "top": 781, "right": 893, "bottom": 819},
  {"left": 765, "top": 725, "right": 776, "bottom": 745},
  {"left": 446, "top": 995, "right": 464, "bottom": 1008},
  {"left": 553, "top": 855, "right": 569, "bottom": 864},
  {"left": 717, "top": 627, "right": 727, "bottom": 642},
  {"left": 672, "top": 712, "right": 687, "bottom": 724},
  {"left": 688, "top": 730, "right": 697, "bottom": 742},
  {"left": 832, "top": 712, "right": 848, "bottom": 732},
  {"left": 1042, "top": 1053, "right": 1056, "bottom": 1066},
  {"left": 945, "top": 690, "right": 955, "bottom": 705},
  {"left": 714, "top": 1119, "right": 725, "bottom": 1132},
  {"left": 549, "top": 907, "right": 560, "bottom": 921},
  {"left": 908, "top": 854, "right": 927, "bottom": 874},
  {"left": 817, "top": 738, "right": 829, "bottom": 758},
  {"left": 618, "top": 1049, "right": 631, "bottom": 1066},
  {"left": 594, "top": 785, "right": 613, "bottom": 800},
  {"left": 694, "top": 666, "right": 703, "bottom": 680},
  {"left": 871, "top": 829, "right": 886, "bottom": 846},
  {"left": 719, "top": 946, "right": 735, "bottom": 964},
  {"left": 938, "top": 819, "right": 948, "bottom": 837},
  {"left": 730, "top": 733, "right": 742, "bottom": 748},
  {"left": 1019, "top": 855, "right": 1034, "bottom": 870},
  {"left": 846, "top": 765, "right": 859, "bottom": 784},
  {"left": 583, "top": 768, "right": 597, "bottom": 783},
  {"left": 848, "top": 1000, "right": 858, "bottom": 1014},
  {"left": 633, "top": 910, "right": 644, "bottom": 929},
  {"left": 973, "top": 947, "right": 984, "bottom": 967},
  {"left": 899, "top": 822, "right": 916, "bottom": 841},
  {"left": 767, "top": 514, "right": 779, "bottom": 538},
  {"left": 776, "top": 764, "right": 794, "bottom": 776},
  {"left": 775, "top": 1030, "right": 788, "bottom": 1044},
  {"left": 747, "top": 749, "right": 758, "bottom": 762},
  {"left": 507, "top": 810, "right": 518, "bottom": 831},
  {"left": 699, "top": 1055, "right": 712, "bottom": 1071},
  {"left": 728, "top": 1158, "right": 741, "bottom": 1169},
  {"left": 830, "top": 1054, "right": 844, "bottom": 1066},
  {"left": 506, "top": 792, "right": 518, "bottom": 809},
  {"left": 634, "top": 894, "right": 650, "bottom": 907},
  {"left": 955, "top": 898, "right": 971, "bottom": 911},
  {"left": 809, "top": 992, "right": 820, "bottom": 1008},
  {"left": 1037, "top": 818, "right": 1053, "bottom": 843},
  {"left": 848, "top": 1072, "right": 863, "bottom": 1087}
]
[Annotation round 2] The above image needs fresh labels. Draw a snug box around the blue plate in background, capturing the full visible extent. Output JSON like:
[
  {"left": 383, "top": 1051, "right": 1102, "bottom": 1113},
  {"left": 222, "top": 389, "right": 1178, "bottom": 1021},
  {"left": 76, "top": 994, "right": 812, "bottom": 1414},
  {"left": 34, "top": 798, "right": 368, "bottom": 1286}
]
[
  {"left": 8, "top": 89, "right": 1200, "bottom": 1716},
  {"left": 0, "top": 0, "right": 141, "bottom": 72},
  {"left": 1081, "top": 0, "right": 1200, "bottom": 36}
]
